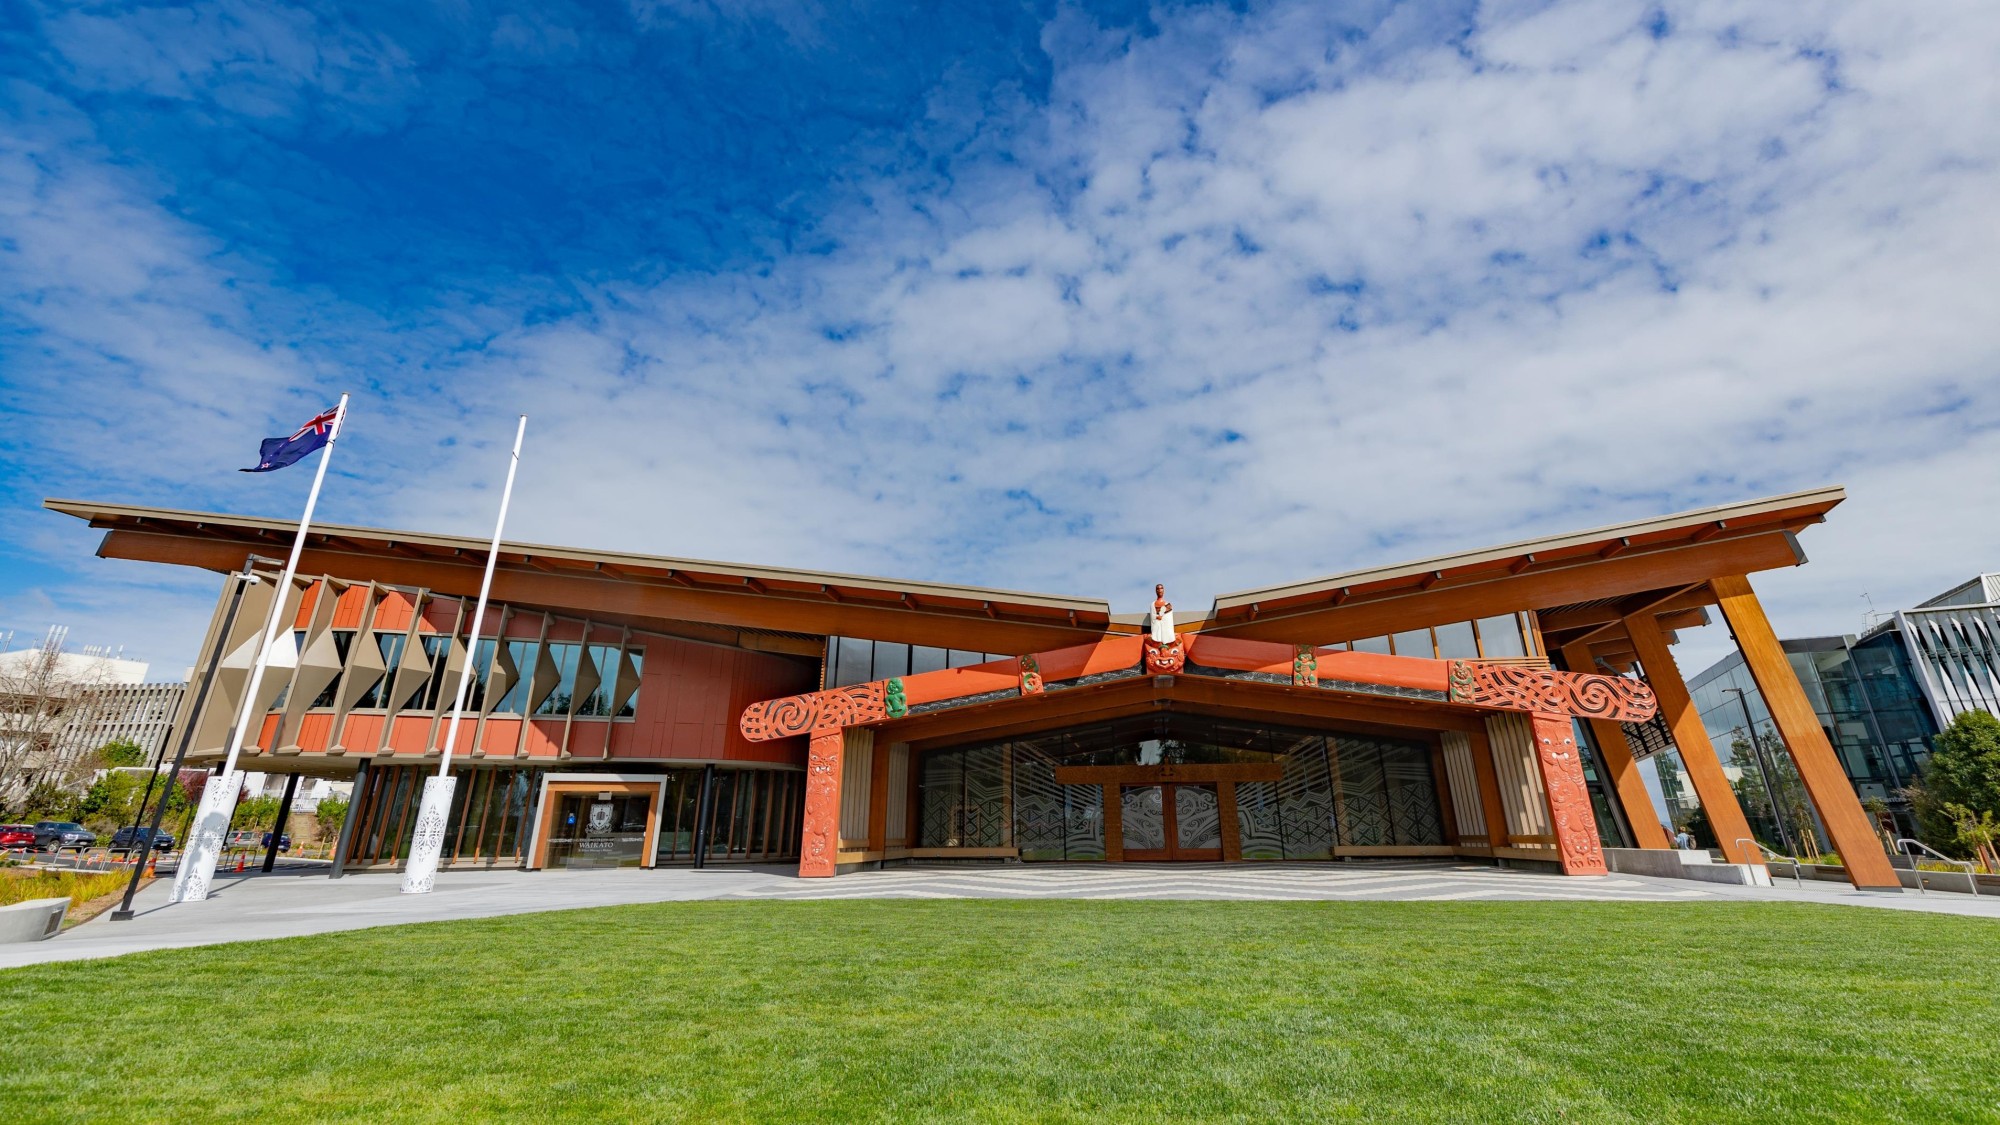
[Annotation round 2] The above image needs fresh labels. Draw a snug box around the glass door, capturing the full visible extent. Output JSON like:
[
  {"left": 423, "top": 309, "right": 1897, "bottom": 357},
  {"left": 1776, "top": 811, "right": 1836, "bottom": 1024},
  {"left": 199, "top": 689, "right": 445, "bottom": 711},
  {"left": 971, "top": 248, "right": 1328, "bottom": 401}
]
[
  {"left": 1121, "top": 783, "right": 1222, "bottom": 861},
  {"left": 546, "top": 793, "right": 652, "bottom": 868}
]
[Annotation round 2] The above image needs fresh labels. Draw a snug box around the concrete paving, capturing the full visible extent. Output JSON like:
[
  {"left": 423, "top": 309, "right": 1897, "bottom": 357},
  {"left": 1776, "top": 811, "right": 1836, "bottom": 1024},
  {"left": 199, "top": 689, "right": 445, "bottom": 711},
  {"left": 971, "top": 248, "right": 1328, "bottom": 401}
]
[{"left": 6, "top": 860, "right": 1995, "bottom": 969}]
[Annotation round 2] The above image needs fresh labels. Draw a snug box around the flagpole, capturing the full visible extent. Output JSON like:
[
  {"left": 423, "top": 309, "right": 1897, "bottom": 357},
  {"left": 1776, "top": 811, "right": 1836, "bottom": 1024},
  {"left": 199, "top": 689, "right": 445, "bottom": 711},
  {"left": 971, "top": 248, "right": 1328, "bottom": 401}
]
[
  {"left": 172, "top": 393, "right": 350, "bottom": 905},
  {"left": 402, "top": 415, "right": 527, "bottom": 895}
]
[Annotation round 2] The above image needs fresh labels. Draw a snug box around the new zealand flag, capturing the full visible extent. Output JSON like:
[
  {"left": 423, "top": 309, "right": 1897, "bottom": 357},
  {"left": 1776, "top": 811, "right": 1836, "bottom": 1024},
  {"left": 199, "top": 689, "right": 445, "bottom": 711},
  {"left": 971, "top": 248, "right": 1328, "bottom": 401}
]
[{"left": 241, "top": 408, "right": 340, "bottom": 473}]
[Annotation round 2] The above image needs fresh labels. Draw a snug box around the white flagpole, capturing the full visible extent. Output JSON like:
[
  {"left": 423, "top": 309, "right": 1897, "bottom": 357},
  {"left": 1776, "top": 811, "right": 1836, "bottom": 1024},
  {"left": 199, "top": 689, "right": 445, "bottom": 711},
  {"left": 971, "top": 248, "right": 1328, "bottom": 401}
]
[
  {"left": 173, "top": 394, "right": 350, "bottom": 905},
  {"left": 402, "top": 415, "right": 527, "bottom": 895}
]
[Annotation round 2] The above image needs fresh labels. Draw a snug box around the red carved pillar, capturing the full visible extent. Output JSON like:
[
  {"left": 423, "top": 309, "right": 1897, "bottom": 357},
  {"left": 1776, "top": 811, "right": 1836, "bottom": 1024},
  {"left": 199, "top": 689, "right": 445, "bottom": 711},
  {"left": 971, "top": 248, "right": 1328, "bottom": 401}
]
[
  {"left": 1529, "top": 712, "right": 1608, "bottom": 875},
  {"left": 799, "top": 728, "right": 843, "bottom": 878}
]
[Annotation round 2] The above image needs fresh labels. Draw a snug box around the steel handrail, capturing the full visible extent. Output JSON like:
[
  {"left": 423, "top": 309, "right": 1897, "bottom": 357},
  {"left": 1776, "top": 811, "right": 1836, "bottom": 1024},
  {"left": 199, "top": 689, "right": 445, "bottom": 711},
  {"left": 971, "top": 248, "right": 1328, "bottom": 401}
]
[
  {"left": 1737, "top": 838, "right": 1804, "bottom": 888},
  {"left": 1896, "top": 838, "right": 1981, "bottom": 897}
]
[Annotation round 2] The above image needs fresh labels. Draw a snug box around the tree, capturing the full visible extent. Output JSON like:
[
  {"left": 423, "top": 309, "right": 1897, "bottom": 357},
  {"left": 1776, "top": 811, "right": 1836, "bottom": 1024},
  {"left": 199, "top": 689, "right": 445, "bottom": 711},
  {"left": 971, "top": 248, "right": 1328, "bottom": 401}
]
[
  {"left": 1908, "top": 709, "right": 2000, "bottom": 858},
  {"left": 232, "top": 795, "right": 282, "bottom": 832},
  {"left": 97, "top": 738, "right": 146, "bottom": 768},
  {"left": 314, "top": 797, "right": 349, "bottom": 846},
  {"left": 19, "top": 779, "right": 83, "bottom": 822},
  {"left": 1940, "top": 803, "right": 2000, "bottom": 875},
  {"left": 79, "top": 770, "right": 147, "bottom": 829}
]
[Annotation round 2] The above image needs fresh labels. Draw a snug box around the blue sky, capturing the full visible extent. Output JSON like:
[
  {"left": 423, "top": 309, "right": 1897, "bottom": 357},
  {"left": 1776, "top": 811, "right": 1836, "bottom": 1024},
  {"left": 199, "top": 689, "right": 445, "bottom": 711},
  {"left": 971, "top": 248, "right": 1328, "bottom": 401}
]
[{"left": 3, "top": 0, "right": 1997, "bottom": 678}]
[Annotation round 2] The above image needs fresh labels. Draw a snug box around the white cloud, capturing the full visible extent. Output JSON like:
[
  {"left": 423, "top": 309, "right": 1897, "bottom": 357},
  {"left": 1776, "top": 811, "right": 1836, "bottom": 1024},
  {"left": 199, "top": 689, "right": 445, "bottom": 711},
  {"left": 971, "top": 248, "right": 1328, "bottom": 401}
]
[{"left": 4, "top": 0, "right": 1999, "bottom": 691}]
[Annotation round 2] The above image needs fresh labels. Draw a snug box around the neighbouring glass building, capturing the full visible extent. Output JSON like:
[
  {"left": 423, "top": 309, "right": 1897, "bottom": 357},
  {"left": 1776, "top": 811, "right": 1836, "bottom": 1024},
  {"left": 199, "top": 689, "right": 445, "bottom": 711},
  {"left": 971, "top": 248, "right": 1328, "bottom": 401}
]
[{"left": 1689, "top": 635, "right": 1937, "bottom": 845}]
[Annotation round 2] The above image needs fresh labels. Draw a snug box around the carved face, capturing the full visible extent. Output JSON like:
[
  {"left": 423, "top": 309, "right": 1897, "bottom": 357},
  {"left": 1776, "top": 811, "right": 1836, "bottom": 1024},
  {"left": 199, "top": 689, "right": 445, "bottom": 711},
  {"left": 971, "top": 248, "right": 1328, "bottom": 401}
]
[{"left": 1154, "top": 583, "right": 1165, "bottom": 598}]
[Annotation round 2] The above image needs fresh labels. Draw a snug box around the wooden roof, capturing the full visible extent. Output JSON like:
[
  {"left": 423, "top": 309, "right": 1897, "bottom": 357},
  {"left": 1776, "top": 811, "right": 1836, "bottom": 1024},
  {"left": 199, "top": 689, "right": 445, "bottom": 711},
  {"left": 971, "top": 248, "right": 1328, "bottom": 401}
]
[
  {"left": 1198, "top": 487, "right": 1843, "bottom": 646},
  {"left": 44, "top": 499, "right": 1113, "bottom": 655}
]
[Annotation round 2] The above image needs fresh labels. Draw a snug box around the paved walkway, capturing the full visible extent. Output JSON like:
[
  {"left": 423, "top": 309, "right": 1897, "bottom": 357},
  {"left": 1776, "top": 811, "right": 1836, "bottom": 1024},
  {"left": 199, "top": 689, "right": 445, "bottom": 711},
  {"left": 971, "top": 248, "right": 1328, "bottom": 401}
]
[{"left": 6, "top": 860, "right": 1995, "bottom": 969}]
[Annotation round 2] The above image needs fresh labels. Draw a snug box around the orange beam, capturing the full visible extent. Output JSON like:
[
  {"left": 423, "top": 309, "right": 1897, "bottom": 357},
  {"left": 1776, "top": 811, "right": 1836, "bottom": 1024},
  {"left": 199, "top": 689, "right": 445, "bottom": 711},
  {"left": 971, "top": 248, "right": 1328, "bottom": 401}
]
[
  {"left": 1562, "top": 641, "right": 1670, "bottom": 850},
  {"left": 1711, "top": 574, "right": 1900, "bottom": 889},
  {"left": 1624, "top": 609, "right": 1759, "bottom": 865}
]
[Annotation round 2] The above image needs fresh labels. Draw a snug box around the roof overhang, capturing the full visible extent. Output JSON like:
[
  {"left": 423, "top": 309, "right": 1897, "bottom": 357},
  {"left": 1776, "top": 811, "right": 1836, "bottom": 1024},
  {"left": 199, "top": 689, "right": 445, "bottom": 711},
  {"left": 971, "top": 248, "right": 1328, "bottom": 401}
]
[
  {"left": 1199, "top": 487, "right": 1841, "bottom": 645},
  {"left": 44, "top": 499, "right": 1114, "bottom": 654}
]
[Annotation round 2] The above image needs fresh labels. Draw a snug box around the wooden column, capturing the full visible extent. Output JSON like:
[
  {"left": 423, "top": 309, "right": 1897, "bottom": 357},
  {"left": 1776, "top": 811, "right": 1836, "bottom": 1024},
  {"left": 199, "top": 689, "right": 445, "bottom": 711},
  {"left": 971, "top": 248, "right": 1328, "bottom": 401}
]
[
  {"left": 1711, "top": 574, "right": 1901, "bottom": 889},
  {"left": 1527, "top": 713, "right": 1608, "bottom": 875},
  {"left": 866, "top": 738, "right": 891, "bottom": 853},
  {"left": 1623, "top": 609, "right": 1760, "bottom": 866},
  {"left": 799, "top": 729, "right": 842, "bottom": 878},
  {"left": 1468, "top": 728, "right": 1511, "bottom": 847},
  {"left": 1429, "top": 741, "right": 1461, "bottom": 845},
  {"left": 1561, "top": 640, "right": 1672, "bottom": 850}
]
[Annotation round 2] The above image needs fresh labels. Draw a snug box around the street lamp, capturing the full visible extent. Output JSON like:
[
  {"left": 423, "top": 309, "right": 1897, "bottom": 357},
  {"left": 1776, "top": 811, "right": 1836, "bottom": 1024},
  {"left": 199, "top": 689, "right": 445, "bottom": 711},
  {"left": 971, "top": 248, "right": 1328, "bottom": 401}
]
[{"left": 1722, "top": 686, "right": 1799, "bottom": 858}]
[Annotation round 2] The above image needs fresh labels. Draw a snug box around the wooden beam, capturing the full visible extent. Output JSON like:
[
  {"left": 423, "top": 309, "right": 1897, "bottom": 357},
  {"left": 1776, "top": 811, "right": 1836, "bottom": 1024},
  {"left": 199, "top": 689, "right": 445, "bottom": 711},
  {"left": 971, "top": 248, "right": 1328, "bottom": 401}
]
[
  {"left": 1623, "top": 607, "right": 1760, "bottom": 865},
  {"left": 1561, "top": 641, "right": 1670, "bottom": 849},
  {"left": 1468, "top": 727, "right": 1511, "bottom": 847},
  {"left": 1711, "top": 574, "right": 1900, "bottom": 889},
  {"left": 1211, "top": 532, "right": 1802, "bottom": 644},
  {"left": 1530, "top": 588, "right": 1719, "bottom": 637},
  {"left": 95, "top": 529, "right": 1105, "bottom": 654}
]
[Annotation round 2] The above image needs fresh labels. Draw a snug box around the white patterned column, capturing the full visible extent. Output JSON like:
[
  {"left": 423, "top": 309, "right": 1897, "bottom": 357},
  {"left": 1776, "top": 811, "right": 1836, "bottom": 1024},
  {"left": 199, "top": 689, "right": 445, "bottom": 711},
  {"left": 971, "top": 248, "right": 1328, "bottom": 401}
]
[
  {"left": 171, "top": 770, "right": 240, "bottom": 903},
  {"left": 399, "top": 776, "right": 458, "bottom": 894}
]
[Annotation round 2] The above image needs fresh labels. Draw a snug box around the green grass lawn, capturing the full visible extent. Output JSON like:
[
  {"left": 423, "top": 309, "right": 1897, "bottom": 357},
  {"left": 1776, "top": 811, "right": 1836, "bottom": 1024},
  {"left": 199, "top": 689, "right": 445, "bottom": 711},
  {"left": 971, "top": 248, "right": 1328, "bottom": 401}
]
[{"left": 3, "top": 901, "right": 1996, "bottom": 1122}]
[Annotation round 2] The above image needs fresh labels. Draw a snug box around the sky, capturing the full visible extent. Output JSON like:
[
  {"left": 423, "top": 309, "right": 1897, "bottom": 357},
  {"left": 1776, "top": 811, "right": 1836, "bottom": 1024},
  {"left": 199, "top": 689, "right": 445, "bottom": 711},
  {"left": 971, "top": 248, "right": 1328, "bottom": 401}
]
[{"left": 2, "top": 0, "right": 1997, "bottom": 682}]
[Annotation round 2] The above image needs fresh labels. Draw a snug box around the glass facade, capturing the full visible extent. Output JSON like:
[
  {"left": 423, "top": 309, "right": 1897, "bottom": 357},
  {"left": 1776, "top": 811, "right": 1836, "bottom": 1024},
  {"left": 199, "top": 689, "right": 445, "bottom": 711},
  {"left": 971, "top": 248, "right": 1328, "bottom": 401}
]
[
  {"left": 917, "top": 713, "right": 1445, "bottom": 859},
  {"left": 1338, "top": 612, "right": 1538, "bottom": 660},
  {"left": 342, "top": 764, "right": 799, "bottom": 869},
  {"left": 1689, "top": 635, "right": 1938, "bottom": 846},
  {"left": 825, "top": 637, "right": 1005, "bottom": 688}
]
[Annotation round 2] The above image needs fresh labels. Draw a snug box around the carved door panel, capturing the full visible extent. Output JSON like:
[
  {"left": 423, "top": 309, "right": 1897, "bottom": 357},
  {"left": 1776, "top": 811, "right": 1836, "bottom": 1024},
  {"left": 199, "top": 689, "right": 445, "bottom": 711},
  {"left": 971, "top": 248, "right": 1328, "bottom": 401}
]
[{"left": 1120, "top": 783, "right": 1222, "bottom": 861}]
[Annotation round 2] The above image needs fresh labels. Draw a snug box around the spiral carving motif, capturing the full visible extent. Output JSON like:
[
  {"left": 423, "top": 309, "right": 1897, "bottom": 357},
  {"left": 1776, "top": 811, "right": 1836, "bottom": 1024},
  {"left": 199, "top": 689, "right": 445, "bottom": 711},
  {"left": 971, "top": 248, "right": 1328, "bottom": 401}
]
[
  {"left": 1459, "top": 662, "right": 1656, "bottom": 722},
  {"left": 1529, "top": 712, "right": 1608, "bottom": 875},
  {"left": 740, "top": 682, "right": 887, "bottom": 742}
]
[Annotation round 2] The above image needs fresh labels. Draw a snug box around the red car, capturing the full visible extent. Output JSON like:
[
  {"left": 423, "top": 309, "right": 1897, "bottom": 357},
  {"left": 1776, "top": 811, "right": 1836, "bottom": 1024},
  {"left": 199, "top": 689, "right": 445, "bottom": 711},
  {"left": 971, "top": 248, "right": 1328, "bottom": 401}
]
[{"left": 0, "top": 824, "right": 35, "bottom": 848}]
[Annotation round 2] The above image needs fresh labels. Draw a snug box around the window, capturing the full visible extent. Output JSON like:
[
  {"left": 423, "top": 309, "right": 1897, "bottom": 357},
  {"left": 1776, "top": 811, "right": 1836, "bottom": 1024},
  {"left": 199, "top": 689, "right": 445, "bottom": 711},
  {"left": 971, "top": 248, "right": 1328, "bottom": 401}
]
[
  {"left": 1390, "top": 629, "right": 1433, "bottom": 659},
  {"left": 494, "top": 641, "right": 539, "bottom": 714},
  {"left": 1350, "top": 636, "right": 1392, "bottom": 655},
  {"left": 536, "top": 644, "right": 582, "bottom": 716},
  {"left": 1475, "top": 615, "right": 1527, "bottom": 658},
  {"left": 408, "top": 635, "right": 454, "bottom": 711},
  {"left": 871, "top": 642, "right": 911, "bottom": 681},
  {"left": 617, "top": 649, "right": 643, "bottom": 717},
  {"left": 353, "top": 633, "right": 407, "bottom": 708},
  {"left": 911, "top": 646, "right": 948, "bottom": 675},
  {"left": 577, "top": 644, "right": 623, "bottom": 716},
  {"left": 1434, "top": 621, "right": 1479, "bottom": 660}
]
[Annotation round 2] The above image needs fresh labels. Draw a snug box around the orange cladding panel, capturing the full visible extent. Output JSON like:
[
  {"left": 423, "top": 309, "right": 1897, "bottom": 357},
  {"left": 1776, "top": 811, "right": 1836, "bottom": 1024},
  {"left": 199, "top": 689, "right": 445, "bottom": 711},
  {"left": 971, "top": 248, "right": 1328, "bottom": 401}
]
[
  {"left": 371, "top": 592, "right": 415, "bottom": 633},
  {"left": 331, "top": 585, "right": 371, "bottom": 628}
]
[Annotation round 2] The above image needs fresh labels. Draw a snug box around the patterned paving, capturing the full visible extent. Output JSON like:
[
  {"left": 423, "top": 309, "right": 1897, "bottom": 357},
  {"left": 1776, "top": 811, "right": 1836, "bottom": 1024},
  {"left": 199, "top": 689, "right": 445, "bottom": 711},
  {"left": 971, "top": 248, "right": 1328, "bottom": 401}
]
[{"left": 717, "top": 860, "right": 1721, "bottom": 903}]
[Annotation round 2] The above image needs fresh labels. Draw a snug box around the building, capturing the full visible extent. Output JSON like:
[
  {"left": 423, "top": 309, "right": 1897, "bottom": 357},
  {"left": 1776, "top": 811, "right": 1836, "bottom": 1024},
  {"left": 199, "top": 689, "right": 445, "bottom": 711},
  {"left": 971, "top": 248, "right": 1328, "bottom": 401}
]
[
  {"left": 1689, "top": 635, "right": 1934, "bottom": 846},
  {"left": 1875, "top": 573, "right": 2000, "bottom": 724},
  {"left": 72, "top": 680, "right": 188, "bottom": 763},
  {"left": 0, "top": 630, "right": 172, "bottom": 799},
  {"left": 45, "top": 486, "right": 1904, "bottom": 889},
  {"left": 1681, "top": 571, "right": 1997, "bottom": 846}
]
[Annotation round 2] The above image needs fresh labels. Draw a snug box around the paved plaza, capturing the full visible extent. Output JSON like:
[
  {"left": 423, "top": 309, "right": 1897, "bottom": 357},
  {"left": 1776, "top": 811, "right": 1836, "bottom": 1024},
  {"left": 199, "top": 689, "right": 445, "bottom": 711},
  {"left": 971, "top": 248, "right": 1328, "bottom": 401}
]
[{"left": 7, "top": 860, "right": 1995, "bottom": 969}]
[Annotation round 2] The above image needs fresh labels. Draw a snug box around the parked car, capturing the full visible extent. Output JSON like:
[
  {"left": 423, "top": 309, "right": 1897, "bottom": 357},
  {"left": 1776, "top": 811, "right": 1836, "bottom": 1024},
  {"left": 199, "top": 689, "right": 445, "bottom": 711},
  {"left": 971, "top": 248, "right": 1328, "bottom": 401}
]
[
  {"left": 33, "top": 821, "right": 97, "bottom": 850},
  {"left": 109, "top": 826, "right": 176, "bottom": 852},
  {"left": 224, "top": 829, "right": 288, "bottom": 851},
  {"left": 0, "top": 824, "right": 36, "bottom": 848}
]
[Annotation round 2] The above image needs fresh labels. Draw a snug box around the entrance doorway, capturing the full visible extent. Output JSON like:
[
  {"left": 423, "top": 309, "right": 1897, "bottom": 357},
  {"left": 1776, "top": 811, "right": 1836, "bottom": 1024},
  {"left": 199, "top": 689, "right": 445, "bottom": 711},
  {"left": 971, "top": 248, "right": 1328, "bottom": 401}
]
[{"left": 1119, "top": 783, "right": 1223, "bottom": 861}]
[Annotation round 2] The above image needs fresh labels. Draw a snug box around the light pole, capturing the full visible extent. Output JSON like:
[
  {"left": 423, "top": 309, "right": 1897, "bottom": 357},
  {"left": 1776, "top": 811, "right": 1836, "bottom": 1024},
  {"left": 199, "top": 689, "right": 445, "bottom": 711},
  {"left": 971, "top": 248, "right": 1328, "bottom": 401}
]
[{"left": 1722, "top": 686, "right": 1798, "bottom": 858}]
